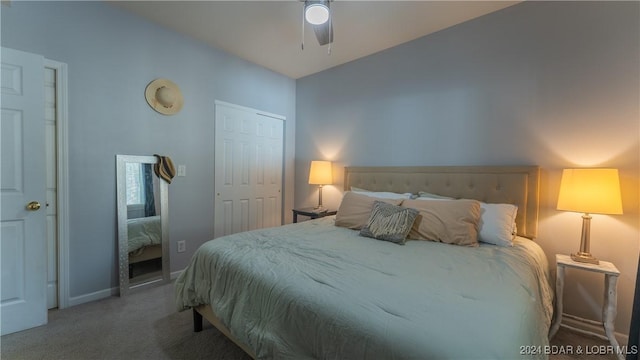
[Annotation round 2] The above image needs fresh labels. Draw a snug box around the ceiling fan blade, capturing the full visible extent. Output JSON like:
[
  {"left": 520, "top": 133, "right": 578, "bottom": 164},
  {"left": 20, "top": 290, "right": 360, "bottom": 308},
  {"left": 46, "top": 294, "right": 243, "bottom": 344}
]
[{"left": 312, "top": 22, "right": 333, "bottom": 46}]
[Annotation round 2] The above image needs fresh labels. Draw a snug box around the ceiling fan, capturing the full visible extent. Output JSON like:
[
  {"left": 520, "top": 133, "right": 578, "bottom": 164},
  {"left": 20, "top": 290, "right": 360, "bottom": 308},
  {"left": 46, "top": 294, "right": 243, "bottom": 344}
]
[{"left": 301, "top": 0, "right": 334, "bottom": 51}]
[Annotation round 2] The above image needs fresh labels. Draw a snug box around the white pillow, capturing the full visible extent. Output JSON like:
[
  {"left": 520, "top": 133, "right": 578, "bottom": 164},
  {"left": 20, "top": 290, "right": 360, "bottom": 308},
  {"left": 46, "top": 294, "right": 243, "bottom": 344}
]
[
  {"left": 478, "top": 203, "right": 518, "bottom": 247},
  {"left": 416, "top": 193, "right": 518, "bottom": 246},
  {"left": 350, "top": 187, "right": 413, "bottom": 200}
]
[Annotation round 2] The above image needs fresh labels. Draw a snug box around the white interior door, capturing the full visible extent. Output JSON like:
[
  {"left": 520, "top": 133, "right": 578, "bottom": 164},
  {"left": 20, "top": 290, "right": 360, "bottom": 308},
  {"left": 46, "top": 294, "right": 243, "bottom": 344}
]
[
  {"left": 214, "top": 102, "right": 284, "bottom": 238},
  {"left": 1, "top": 47, "right": 47, "bottom": 335}
]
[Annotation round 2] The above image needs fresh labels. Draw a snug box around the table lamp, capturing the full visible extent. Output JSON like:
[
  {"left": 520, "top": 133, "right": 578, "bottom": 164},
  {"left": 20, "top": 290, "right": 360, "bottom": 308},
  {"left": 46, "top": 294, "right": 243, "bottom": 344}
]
[
  {"left": 556, "top": 168, "right": 623, "bottom": 264},
  {"left": 308, "top": 160, "right": 332, "bottom": 211}
]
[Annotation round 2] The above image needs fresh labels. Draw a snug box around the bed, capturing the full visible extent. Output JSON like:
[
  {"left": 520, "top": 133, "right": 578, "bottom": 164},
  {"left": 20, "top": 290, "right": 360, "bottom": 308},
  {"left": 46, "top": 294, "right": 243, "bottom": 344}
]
[
  {"left": 175, "top": 166, "right": 553, "bottom": 359},
  {"left": 127, "top": 215, "right": 163, "bottom": 270}
]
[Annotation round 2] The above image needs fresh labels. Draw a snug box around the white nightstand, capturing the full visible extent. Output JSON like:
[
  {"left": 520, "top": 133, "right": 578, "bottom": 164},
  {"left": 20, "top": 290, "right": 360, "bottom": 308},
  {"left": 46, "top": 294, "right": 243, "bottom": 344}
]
[{"left": 549, "top": 254, "right": 623, "bottom": 360}]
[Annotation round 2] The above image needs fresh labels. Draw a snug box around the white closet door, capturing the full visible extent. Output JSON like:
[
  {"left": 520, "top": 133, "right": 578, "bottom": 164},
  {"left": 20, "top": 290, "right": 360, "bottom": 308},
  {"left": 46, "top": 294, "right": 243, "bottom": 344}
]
[
  {"left": 1, "top": 47, "right": 47, "bottom": 335},
  {"left": 214, "top": 102, "right": 284, "bottom": 238}
]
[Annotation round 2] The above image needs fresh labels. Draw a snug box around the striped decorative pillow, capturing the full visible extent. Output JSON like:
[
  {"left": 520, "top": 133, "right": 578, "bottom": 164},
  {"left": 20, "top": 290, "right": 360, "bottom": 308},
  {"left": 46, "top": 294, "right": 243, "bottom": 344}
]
[{"left": 360, "top": 201, "right": 419, "bottom": 245}]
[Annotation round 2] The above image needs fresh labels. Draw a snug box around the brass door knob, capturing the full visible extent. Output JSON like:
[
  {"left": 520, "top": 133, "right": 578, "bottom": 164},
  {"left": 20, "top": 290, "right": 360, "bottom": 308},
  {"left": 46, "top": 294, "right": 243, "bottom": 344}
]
[{"left": 26, "top": 201, "right": 41, "bottom": 211}]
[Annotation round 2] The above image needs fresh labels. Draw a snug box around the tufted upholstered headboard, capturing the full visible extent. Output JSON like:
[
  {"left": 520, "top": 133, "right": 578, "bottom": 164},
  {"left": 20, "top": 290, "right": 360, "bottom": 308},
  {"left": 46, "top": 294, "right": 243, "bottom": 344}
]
[{"left": 344, "top": 166, "right": 540, "bottom": 239}]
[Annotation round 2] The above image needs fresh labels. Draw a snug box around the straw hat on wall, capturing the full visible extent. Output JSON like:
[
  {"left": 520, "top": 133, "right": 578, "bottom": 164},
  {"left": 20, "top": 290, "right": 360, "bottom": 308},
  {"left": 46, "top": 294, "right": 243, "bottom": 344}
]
[{"left": 145, "top": 78, "right": 184, "bottom": 115}]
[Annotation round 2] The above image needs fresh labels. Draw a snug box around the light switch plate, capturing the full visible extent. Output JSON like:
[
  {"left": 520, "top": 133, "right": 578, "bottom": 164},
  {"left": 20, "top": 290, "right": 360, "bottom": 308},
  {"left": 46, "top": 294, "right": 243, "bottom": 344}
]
[{"left": 177, "top": 165, "right": 186, "bottom": 177}]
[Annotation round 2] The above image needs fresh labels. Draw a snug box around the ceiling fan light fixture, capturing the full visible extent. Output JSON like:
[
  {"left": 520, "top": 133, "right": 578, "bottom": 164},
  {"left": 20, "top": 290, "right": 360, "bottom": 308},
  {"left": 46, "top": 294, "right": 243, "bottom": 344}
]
[{"left": 305, "top": 2, "right": 329, "bottom": 25}]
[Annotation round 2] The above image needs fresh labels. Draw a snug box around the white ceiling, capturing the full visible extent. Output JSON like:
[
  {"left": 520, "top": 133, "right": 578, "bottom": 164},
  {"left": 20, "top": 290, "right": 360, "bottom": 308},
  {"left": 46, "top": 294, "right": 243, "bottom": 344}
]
[{"left": 112, "top": 1, "right": 519, "bottom": 79}]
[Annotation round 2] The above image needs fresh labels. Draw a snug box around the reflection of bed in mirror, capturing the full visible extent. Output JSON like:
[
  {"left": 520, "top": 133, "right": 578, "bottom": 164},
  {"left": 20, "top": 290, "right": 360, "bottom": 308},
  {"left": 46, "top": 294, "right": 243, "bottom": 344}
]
[{"left": 127, "top": 215, "right": 162, "bottom": 280}]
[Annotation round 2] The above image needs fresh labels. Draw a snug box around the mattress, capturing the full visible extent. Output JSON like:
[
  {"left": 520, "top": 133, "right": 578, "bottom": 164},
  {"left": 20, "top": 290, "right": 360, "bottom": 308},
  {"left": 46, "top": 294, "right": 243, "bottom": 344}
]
[{"left": 175, "top": 216, "right": 553, "bottom": 359}]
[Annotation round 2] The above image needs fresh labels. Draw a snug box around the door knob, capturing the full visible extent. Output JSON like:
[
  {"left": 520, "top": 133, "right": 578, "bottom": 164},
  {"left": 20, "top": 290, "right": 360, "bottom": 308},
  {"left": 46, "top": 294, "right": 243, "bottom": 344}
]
[{"left": 26, "top": 201, "right": 41, "bottom": 211}]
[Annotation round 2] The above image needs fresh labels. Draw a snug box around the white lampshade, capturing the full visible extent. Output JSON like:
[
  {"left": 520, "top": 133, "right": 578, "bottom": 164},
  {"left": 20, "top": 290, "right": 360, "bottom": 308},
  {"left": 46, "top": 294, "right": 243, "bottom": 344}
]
[
  {"left": 305, "top": 3, "right": 329, "bottom": 25},
  {"left": 557, "top": 168, "right": 623, "bottom": 215},
  {"left": 308, "top": 161, "right": 332, "bottom": 185}
]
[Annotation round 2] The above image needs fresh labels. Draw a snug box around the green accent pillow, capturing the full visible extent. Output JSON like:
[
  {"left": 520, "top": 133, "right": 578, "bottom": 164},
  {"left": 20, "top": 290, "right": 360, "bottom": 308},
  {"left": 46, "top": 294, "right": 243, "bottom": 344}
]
[{"left": 360, "top": 201, "right": 419, "bottom": 245}]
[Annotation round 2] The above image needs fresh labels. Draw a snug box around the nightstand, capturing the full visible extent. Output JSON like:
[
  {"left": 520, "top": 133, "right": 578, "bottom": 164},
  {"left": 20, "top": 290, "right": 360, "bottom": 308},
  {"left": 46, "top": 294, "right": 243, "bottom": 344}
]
[
  {"left": 292, "top": 207, "right": 337, "bottom": 223},
  {"left": 549, "top": 254, "right": 623, "bottom": 360}
]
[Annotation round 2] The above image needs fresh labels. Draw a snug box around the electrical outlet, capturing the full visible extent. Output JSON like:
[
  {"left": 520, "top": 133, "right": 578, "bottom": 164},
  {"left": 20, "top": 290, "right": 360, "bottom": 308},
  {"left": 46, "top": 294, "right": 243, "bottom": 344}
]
[{"left": 177, "top": 240, "right": 186, "bottom": 253}]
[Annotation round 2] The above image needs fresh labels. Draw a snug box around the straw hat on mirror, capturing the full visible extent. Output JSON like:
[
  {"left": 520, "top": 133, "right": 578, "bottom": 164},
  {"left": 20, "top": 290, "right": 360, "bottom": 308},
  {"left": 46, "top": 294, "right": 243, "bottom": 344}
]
[{"left": 153, "top": 154, "right": 176, "bottom": 184}]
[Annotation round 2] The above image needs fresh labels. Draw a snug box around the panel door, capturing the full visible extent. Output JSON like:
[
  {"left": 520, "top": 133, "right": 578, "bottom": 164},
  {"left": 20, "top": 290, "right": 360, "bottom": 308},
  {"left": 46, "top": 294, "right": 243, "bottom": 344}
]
[
  {"left": 1, "top": 47, "right": 47, "bottom": 335},
  {"left": 214, "top": 103, "right": 284, "bottom": 238}
]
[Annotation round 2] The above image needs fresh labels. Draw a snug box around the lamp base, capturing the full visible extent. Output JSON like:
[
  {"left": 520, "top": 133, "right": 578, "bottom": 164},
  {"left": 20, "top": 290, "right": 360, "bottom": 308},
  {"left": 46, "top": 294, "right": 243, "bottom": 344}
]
[
  {"left": 314, "top": 185, "right": 325, "bottom": 213},
  {"left": 571, "top": 252, "right": 599, "bottom": 265}
]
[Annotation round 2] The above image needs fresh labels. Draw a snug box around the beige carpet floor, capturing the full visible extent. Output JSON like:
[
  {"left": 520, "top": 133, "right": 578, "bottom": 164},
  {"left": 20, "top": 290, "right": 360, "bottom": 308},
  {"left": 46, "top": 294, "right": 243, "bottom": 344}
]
[
  {"left": 1, "top": 283, "right": 250, "bottom": 360},
  {"left": 1, "top": 281, "right": 621, "bottom": 359}
]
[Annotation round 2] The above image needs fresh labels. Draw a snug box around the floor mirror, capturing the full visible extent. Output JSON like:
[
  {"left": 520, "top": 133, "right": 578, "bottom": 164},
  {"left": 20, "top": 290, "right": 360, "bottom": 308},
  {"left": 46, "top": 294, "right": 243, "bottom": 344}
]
[{"left": 116, "top": 155, "right": 170, "bottom": 296}]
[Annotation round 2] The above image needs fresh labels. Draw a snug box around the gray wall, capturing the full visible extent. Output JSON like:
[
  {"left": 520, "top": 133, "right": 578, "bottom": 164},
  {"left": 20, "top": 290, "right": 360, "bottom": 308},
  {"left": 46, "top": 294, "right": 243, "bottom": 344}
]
[
  {"left": 1, "top": 1, "right": 296, "bottom": 301},
  {"left": 296, "top": 2, "right": 639, "bottom": 336}
]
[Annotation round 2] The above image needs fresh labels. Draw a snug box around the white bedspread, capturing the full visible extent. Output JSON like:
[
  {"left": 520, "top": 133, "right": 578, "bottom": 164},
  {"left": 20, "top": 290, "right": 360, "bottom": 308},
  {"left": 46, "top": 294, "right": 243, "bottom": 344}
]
[
  {"left": 127, "top": 215, "right": 161, "bottom": 253},
  {"left": 176, "top": 217, "right": 553, "bottom": 359}
]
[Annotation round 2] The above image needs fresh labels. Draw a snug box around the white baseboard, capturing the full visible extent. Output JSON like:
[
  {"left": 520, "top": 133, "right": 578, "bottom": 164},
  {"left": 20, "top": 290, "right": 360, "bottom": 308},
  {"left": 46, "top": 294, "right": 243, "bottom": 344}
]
[
  {"left": 171, "top": 269, "right": 184, "bottom": 280},
  {"left": 562, "top": 316, "right": 629, "bottom": 346},
  {"left": 65, "top": 271, "right": 185, "bottom": 308},
  {"left": 67, "top": 286, "right": 118, "bottom": 307}
]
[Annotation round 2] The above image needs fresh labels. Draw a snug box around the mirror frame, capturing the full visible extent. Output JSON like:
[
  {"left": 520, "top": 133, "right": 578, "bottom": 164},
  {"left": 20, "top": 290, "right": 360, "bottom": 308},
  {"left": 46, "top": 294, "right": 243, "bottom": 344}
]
[{"left": 116, "top": 154, "right": 170, "bottom": 296}]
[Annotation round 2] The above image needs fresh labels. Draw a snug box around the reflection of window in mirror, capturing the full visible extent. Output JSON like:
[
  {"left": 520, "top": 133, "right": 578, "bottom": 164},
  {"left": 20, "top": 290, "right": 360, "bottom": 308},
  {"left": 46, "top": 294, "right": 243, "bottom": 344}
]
[
  {"left": 126, "top": 163, "right": 144, "bottom": 205},
  {"left": 125, "top": 163, "right": 156, "bottom": 219}
]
